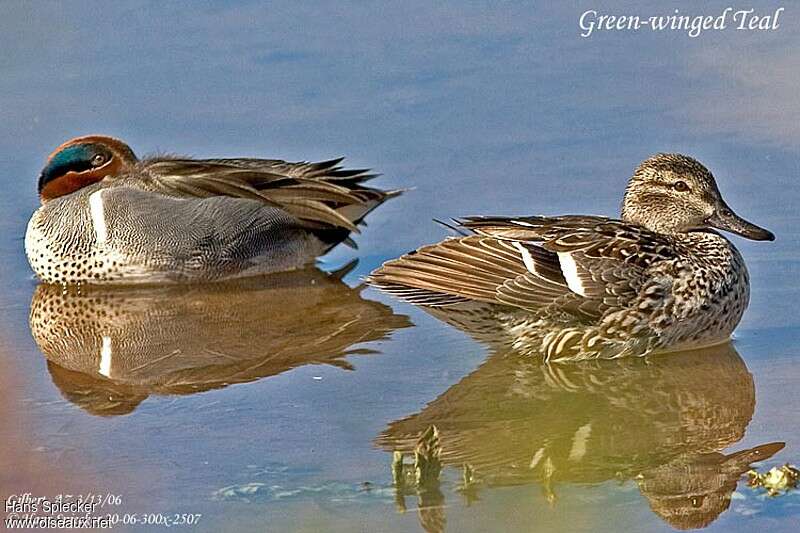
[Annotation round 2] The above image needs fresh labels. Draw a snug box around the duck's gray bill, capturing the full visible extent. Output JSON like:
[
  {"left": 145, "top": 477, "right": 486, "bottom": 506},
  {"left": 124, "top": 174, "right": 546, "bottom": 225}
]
[{"left": 708, "top": 204, "right": 775, "bottom": 241}]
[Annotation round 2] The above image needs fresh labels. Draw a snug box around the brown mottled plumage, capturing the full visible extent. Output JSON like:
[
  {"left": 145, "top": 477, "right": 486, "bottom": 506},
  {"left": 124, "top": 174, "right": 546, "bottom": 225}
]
[{"left": 369, "top": 154, "right": 774, "bottom": 360}]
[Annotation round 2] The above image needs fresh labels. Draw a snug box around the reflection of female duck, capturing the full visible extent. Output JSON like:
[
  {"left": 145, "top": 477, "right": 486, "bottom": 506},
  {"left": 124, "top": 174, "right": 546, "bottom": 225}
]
[
  {"left": 29, "top": 265, "right": 410, "bottom": 416},
  {"left": 378, "top": 342, "right": 783, "bottom": 530}
]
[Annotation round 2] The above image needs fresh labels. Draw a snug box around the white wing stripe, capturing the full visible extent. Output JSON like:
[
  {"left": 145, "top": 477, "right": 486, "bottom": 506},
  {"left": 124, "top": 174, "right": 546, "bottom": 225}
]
[
  {"left": 568, "top": 423, "right": 592, "bottom": 461},
  {"left": 557, "top": 252, "right": 587, "bottom": 296},
  {"left": 512, "top": 241, "right": 538, "bottom": 275}
]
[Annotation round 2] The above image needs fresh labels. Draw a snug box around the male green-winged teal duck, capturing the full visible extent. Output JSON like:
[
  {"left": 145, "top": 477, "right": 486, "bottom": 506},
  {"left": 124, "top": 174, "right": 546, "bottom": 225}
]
[
  {"left": 26, "top": 135, "right": 400, "bottom": 284},
  {"left": 369, "top": 154, "right": 774, "bottom": 361}
]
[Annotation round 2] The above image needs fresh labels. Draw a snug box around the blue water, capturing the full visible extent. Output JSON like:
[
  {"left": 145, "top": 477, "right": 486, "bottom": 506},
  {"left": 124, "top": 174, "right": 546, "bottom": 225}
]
[{"left": 1, "top": 1, "right": 799, "bottom": 531}]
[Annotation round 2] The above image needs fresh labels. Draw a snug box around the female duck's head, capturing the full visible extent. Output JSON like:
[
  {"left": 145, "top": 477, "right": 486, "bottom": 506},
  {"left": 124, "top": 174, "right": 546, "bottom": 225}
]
[
  {"left": 38, "top": 136, "right": 138, "bottom": 201},
  {"left": 621, "top": 153, "right": 774, "bottom": 241}
]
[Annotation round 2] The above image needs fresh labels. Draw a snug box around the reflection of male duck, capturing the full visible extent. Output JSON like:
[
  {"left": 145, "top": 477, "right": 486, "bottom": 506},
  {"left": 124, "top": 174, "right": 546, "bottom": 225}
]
[
  {"left": 379, "top": 334, "right": 783, "bottom": 530},
  {"left": 30, "top": 264, "right": 410, "bottom": 416}
]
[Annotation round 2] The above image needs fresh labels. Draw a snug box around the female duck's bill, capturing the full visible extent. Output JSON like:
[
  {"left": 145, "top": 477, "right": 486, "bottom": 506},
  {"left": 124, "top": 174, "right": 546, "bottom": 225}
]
[{"left": 704, "top": 200, "right": 774, "bottom": 241}]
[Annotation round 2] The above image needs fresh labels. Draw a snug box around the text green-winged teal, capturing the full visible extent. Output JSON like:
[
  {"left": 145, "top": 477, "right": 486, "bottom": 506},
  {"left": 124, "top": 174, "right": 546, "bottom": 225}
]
[
  {"left": 26, "top": 135, "right": 400, "bottom": 284},
  {"left": 369, "top": 154, "right": 774, "bottom": 361}
]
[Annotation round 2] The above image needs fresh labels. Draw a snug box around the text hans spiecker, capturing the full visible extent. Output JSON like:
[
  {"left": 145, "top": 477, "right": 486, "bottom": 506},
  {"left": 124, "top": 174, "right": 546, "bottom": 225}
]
[
  {"left": 5, "top": 493, "right": 99, "bottom": 514},
  {"left": 579, "top": 7, "right": 784, "bottom": 38}
]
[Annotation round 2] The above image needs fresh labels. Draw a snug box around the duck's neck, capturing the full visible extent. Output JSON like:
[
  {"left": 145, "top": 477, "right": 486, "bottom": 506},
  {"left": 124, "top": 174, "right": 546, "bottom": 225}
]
[
  {"left": 620, "top": 197, "right": 695, "bottom": 235},
  {"left": 620, "top": 211, "right": 682, "bottom": 235}
]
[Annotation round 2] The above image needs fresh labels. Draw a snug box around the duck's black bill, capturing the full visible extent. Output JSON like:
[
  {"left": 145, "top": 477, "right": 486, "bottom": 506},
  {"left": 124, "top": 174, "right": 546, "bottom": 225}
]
[{"left": 708, "top": 204, "right": 775, "bottom": 241}]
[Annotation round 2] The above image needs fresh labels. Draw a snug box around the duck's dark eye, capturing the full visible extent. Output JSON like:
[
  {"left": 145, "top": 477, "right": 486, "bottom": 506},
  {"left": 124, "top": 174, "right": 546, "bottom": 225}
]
[
  {"left": 91, "top": 154, "right": 107, "bottom": 167},
  {"left": 672, "top": 180, "right": 689, "bottom": 192}
]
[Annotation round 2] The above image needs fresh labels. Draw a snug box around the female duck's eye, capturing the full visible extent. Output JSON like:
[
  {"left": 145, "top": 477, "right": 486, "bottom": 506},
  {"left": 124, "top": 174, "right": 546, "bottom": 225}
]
[
  {"left": 673, "top": 180, "right": 689, "bottom": 192},
  {"left": 91, "top": 154, "right": 107, "bottom": 167}
]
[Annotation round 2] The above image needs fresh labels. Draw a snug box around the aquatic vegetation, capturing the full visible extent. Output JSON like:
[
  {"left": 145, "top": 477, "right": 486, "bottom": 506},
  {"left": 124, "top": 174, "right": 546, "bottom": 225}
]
[
  {"left": 747, "top": 464, "right": 800, "bottom": 496},
  {"left": 391, "top": 425, "right": 443, "bottom": 490}
]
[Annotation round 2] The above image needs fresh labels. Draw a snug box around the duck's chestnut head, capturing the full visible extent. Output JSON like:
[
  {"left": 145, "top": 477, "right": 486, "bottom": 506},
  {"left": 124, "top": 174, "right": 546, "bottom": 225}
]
[{"left": 38, "top": 135, "right": 138, "bottom": 201}]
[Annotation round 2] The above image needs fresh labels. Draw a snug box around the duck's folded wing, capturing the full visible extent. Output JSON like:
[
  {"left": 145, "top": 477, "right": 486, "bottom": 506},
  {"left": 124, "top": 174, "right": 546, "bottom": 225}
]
[
  {"left": 368, "top": 216, "right": 678, "bottom": 320},
  {"left": 139, "top": 158, "right": 396, "bottom": 232}
]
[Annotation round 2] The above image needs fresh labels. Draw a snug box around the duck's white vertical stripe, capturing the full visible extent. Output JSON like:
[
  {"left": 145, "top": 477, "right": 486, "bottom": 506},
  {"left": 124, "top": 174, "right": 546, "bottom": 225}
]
[
  {"left": 557, "top": 252, "right": 587, "bottom": 297},
  {"left": 98, "top": 336, "right": 112, "bottom": 377},
  {"left": 88, "top": 190, "right": 108, "bottom": 244}
]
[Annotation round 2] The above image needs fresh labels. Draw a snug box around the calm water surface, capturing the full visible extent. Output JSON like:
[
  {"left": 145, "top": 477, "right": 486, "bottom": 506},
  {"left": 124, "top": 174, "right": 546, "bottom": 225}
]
[{"left": 1, "top": 2, "right": 799, "bottom": 532}]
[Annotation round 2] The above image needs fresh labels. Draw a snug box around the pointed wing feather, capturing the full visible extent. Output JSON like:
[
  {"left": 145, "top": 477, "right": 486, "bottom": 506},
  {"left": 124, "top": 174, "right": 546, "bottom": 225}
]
[
  {"left": 458, "top": 215, "right": 614, "bottom": 241},
  {"left": 139, "top": 157, "right": 396, "bottom": 232}
]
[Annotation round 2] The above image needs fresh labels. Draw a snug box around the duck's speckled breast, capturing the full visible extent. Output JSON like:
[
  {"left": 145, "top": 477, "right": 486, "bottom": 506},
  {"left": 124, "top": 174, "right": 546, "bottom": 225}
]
[
  {"left": 662, "top": 231, "right": 750, "bottom": 348},
  {"left": 26, "top": 188, "right": 106, "bottom": 284}
]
